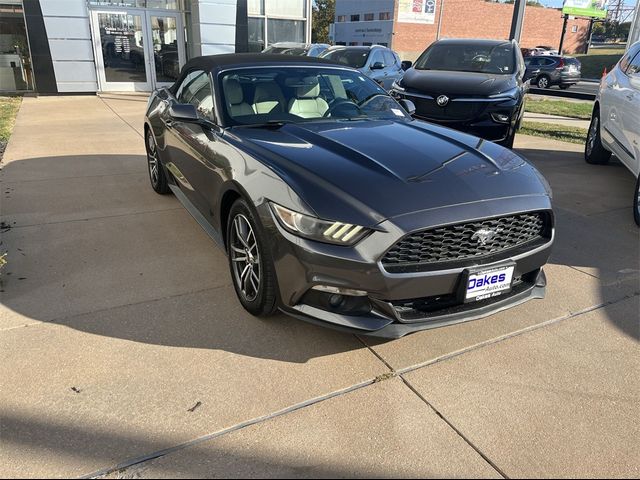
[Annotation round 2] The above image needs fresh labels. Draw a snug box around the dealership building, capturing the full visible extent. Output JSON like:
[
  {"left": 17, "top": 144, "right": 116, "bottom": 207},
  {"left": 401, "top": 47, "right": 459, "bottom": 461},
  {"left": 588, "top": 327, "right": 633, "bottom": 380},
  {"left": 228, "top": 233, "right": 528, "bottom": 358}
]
[
  {"left": 0, "top": 0, "right": 311, "bottom": 94},
  {"left": 333, "top": 0, "right": 592, "bottom": 60}
]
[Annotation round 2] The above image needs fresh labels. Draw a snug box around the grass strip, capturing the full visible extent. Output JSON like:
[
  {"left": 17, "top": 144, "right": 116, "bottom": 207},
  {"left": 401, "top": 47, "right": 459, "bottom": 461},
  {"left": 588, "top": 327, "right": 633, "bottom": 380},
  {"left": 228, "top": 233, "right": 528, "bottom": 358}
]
[
  {"left": 525, "top": 98, "right": 593, "bottom": 120},
  {"left": 520, "top": 121, "right": 588, "bottom": 145}
]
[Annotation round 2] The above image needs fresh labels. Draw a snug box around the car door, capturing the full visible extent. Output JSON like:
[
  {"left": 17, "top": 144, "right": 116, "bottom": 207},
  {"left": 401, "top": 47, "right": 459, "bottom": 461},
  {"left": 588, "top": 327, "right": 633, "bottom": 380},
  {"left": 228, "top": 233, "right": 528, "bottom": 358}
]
[
  {"left": 382, "top": 49, "right": 402, "bottom": 90},
  {"left": 602, "top": 54, "right": 634, "bottom": 167},
  {"left": 619, "top": 51, "right": 640, "bottom": 175},
  {"left": 524, "top": 57, "right": 541, "bottom": 82},
  {"left": 367, "top": 49, "right": 386, "bottom": 86},
  {"left": 165, "top": 69, "right": 218, "bottom": 215}
]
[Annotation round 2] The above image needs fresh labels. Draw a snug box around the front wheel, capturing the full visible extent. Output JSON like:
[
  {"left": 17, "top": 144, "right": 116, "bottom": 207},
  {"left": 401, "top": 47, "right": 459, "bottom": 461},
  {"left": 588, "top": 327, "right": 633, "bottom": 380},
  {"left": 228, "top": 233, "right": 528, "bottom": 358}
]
[
  {"left": 584, "top": 110, "right": 611, "bottom": 165},
  {"left": 227, "top": 199, "right": 278, "bottom": 316},
  {"left": 633, "top": 175, "right": 640, "bottom": 227},
  {"left": 536, "top": 75, "right": 550, "bottom": 89},
  {"left": 146, "top": 129, "right": 170, "bottom": 194}
]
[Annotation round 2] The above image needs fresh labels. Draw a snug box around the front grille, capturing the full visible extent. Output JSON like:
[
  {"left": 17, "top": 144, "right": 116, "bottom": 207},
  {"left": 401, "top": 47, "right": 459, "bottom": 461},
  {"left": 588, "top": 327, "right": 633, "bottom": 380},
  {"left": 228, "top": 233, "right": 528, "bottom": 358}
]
[
  {"left": 405, "top": 94, "right": 487, "bottom": 122},
  {"left": 382, "top": 211, "right": 551, "bottom": 273}
]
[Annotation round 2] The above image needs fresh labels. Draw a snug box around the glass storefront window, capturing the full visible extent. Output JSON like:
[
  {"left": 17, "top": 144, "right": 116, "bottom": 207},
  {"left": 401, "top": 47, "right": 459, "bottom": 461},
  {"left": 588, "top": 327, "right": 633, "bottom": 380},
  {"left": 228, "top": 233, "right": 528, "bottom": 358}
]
[
  {"left": 266, "top": 0, "right": 305, "bottom": 18},
  {"left": 267, "top": 18, "right": 304, "bottom": 44},
  {"left": 248, "top": 17, "right": 265, "bottom": 52},
  {"left": 0, "top": 1, "right": 34, "bottom": 91},
  {"left": 248, "top": 0, "right": 264, "bottom": 15},
  {"left": 98, "top": 12, "right": 147, "bottom": 83},
  {"left": 88, "top": 0, "right": 180, "bottom": 9}
]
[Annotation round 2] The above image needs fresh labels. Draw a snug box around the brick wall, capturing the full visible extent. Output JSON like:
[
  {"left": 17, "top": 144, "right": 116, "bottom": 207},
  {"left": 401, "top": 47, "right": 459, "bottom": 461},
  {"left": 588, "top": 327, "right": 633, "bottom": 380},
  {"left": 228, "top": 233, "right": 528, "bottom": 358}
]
[{"left": 392, "top": 0, "right": 590, "bottom": 61}]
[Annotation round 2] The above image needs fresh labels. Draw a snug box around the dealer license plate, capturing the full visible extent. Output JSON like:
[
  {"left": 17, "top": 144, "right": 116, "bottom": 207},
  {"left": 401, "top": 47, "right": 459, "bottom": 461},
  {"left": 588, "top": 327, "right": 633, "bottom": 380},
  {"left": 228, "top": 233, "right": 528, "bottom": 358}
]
[{"left": 464, "top": 265, "right": 515, "bottom": 302}]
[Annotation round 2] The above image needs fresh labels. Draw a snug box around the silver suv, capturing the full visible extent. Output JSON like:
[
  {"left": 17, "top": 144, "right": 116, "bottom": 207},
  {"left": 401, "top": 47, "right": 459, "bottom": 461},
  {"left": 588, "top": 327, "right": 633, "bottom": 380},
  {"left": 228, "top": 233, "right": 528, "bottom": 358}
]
[
  {"left": 319, "top": 45, "right": 404, "bottom": 90},
  {"left": 585, "top": 41, "right": 640, "bottom": 226}
]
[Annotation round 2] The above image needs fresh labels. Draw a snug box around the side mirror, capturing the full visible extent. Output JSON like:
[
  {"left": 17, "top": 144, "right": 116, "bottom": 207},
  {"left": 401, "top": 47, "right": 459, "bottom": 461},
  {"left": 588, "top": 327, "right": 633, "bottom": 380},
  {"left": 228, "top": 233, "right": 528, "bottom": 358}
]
[
  {"left": 401, "top": 60, "right": 413, "bottom": 71},
  {"left": 371, "top": 61, "right": 385, "bottom": 70},
  {"left": 399, "top": 99, "right": 416, "bottom": 116},
  {"left": 168, "top": 103, "right": 199, "bottom": 122}
]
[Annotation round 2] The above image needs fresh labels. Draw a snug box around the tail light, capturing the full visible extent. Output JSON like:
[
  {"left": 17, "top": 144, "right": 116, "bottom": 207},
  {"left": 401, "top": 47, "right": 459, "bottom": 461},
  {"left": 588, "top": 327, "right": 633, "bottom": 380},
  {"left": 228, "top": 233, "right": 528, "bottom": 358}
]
[{"left": 556, "top": 58, "right": 565, "bottom": 70}]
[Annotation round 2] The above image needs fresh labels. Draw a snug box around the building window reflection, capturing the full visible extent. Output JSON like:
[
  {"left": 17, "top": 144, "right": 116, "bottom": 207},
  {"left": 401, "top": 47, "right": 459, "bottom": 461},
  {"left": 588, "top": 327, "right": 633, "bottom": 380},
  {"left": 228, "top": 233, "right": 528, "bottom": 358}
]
[
  {"left": 0, "top": 1, "right": 34, "bottom": 92},
  {"left": 248, "top": 0, "right": 308, "bottom": 51}
]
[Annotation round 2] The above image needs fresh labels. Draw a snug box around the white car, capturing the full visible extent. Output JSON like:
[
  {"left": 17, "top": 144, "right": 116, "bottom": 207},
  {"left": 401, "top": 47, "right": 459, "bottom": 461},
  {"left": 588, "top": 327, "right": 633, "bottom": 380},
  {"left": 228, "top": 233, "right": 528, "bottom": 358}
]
[{"left": 585, "top": 41, "right": 640, "bottom": 226}]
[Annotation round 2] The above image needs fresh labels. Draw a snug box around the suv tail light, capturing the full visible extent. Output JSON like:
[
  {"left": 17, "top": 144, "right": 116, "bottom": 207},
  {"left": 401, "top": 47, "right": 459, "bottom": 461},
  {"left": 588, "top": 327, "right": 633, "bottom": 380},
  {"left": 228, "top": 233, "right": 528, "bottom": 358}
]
[{"left": 556, "top": 58, "right": 565, "bottom": 70}]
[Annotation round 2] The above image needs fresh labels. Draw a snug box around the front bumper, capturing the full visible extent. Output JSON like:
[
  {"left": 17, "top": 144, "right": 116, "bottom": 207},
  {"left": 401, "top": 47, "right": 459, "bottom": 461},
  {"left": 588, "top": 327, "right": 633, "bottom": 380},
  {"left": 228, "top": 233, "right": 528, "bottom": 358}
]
[
  {"left": 559, "top": 72, "right": 581, "bottom": 86},
  {"left": 390, "top": 89, "right": 522, "bottom": 142},
  {"left": 257, "top": 195, "right": 554, "bottom": 339}
]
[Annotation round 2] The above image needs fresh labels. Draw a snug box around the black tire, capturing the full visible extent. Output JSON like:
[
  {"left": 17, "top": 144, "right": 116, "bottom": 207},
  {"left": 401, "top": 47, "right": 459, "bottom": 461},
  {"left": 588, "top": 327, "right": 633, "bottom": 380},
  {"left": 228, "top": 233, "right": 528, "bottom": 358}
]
[
  {"left": 536, "top": 75, "right": 551, "bottom": 89},
  {"left": 584, "top": 109, "right": 611, "bottom": 165},
  {"left": 226, "top": 199, "right": 278, "bottom": 316},
  {"left": 145, "top": 129, "right": 170, "bottom": 194},
  {"left": 633, "top": 175, "right": 640, "bottom": 227}
]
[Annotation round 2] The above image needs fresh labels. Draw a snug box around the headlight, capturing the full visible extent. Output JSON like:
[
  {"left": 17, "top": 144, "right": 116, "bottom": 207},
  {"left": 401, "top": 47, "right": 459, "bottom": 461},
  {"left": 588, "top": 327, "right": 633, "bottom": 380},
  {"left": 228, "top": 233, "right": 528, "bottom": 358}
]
[
  {"left": 489, "top": 87, "right": 520, "bottom": 100},
  {"left": 270, "top": 203, "right": 370, "bottom": 245}
]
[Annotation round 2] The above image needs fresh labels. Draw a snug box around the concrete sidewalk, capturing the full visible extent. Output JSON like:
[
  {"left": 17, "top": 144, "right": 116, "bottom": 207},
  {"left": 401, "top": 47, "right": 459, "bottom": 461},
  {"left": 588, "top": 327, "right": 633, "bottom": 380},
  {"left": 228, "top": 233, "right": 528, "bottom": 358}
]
[
  {"left": 0, "top": 95, "right": 638, "bottom": 479},
  {"left": 523, "top": 112, "right": 590, "bottom": 129}
]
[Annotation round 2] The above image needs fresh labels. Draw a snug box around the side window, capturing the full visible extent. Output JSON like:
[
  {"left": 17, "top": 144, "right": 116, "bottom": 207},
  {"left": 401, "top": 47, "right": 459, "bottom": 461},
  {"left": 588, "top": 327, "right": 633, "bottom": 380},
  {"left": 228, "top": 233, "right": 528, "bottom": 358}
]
[
  {"left": 619, "top": 52, "right": 633, "bottom": 72},
  {"left": 369, "top": 50, "right": 384, "bottom": 67},
  {"left": 383, "top": 50, "right": 396, "bottom": 67},
  {"left": 176, "top": 71, "right": 198, "bottom": 101},
  {"left": 627, "top": 53, "right": 640, "bottom": 76},
  {"left": 177, "top": 70, "right": 214, "bottom": 121},
  {"left": 543, "top": 58, "right": 556, "bottom": 67}
]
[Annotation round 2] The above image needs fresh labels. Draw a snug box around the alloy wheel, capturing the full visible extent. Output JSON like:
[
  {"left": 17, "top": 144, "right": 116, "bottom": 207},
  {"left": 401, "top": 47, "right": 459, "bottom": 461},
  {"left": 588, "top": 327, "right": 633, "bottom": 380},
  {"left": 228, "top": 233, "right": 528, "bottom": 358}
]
[
  {"left": 537, "top": 77, "right": 549, "bottom": 88},
  {"left": 230, "top": 214, "right": 261, "bottom": 302},
  {"left": 147, "top": 132, "right": 159, "bottom": 186}
]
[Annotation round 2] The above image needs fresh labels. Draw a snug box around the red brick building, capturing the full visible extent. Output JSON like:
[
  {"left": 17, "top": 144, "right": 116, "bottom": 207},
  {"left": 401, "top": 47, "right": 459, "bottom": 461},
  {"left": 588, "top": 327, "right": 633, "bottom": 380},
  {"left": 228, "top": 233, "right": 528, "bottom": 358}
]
[{"left": 335, "top": 0, "right": 591, "bottom": 61}]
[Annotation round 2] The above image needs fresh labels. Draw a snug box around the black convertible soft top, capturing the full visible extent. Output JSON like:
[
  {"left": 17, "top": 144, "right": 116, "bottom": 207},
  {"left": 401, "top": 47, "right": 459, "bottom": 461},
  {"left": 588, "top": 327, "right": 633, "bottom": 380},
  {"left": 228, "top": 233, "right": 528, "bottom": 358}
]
[
  {"left": 182, "top": 53, "right": 337, "bottom": 72},
  {"left": 169, "top": 53, "right": 340, "bottom": 95}
]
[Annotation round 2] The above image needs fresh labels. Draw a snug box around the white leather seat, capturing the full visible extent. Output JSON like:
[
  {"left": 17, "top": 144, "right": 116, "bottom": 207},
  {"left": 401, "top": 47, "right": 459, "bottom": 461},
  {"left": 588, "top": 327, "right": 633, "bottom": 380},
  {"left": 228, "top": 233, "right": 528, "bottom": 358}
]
[
  {"left": 252, "top": 82, "right": 286, "bottom": 114},
  {"left": 223, "top": 77, "right": 253, "bottom": 117},
  {"left": 288, "top": 77, "right": 329, "bottom": 119}
]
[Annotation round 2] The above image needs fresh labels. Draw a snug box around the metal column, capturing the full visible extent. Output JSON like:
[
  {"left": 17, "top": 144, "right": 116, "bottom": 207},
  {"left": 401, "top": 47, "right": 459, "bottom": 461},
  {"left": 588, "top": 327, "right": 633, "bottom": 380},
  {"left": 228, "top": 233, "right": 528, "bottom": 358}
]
[{"left": 509, "top": 0, "right": 526, "bottom": 43}]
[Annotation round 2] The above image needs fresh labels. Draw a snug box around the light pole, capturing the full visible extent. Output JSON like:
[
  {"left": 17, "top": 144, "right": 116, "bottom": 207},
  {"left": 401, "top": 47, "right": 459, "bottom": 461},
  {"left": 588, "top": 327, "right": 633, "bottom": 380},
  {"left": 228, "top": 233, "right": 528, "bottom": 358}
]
[{"left": 509, "top": 0, "right": 527, "bottom": 43}]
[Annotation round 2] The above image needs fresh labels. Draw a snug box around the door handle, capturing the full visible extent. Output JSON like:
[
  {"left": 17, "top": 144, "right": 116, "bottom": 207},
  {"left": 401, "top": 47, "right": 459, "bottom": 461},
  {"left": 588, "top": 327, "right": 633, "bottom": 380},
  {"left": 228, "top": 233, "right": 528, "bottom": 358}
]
[{"left": 627, "top": 93, "right": 635, "bottom": 100}]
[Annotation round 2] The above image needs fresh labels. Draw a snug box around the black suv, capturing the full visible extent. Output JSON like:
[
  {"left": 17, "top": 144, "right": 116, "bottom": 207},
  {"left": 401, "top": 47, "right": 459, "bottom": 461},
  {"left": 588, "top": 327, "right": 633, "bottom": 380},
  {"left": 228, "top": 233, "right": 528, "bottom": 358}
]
[
  {"left": 390, "top": 38, "right": 527, "bottom": 148},
  {"left": 524, "top": 55, "right": 581, "bottom": 89}
]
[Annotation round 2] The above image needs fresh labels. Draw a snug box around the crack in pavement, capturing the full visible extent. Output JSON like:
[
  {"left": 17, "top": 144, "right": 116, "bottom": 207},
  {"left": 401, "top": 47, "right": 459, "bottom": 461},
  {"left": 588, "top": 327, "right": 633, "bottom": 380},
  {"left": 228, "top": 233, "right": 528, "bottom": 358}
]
[{"left": 400, "top": 375, "right": 509, "bottom": 479}]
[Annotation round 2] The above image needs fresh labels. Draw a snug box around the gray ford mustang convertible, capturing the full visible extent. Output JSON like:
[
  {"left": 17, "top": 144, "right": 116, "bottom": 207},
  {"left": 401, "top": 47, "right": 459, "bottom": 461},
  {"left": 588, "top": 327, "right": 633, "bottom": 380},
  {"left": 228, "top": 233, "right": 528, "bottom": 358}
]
[{"left": 144, "top": 54, "right": 554, "bottom": 338}]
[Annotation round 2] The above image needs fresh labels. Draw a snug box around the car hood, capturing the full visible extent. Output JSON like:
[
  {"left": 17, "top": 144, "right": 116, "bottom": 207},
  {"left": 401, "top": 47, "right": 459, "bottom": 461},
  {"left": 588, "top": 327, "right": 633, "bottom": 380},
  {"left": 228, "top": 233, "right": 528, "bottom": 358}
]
[
  {"left": 227, "top": 120, "right": 548, "bottom": 227},
  {"left": 401, "top": 68, "right": 516, "bottom": 96}
]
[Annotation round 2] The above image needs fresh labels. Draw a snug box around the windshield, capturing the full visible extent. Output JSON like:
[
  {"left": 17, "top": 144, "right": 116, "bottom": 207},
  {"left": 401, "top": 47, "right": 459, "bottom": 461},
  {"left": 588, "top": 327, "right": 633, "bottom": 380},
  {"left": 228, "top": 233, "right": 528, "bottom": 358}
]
[
  {"left": 219, "top": 67, "right": 411, "bottom": 127},
  {"left": 319, "top": 49, "right": 370, "bottom": 68},
  {"left": 414, "top": 43, "right": 515, "bottom": 74}
]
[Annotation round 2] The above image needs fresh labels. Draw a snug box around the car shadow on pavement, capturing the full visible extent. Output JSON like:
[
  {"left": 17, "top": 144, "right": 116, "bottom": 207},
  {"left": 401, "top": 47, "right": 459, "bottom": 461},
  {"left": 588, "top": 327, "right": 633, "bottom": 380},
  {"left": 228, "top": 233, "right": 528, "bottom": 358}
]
[
  {"left": 515, "top": 147, "right": 640, "bottom": 341},
  {"left": 1, "top": 149, "right": 637, "bottom": 361},
  {"left": 0, "top": 155, "right": 370, "bottom": 363}
]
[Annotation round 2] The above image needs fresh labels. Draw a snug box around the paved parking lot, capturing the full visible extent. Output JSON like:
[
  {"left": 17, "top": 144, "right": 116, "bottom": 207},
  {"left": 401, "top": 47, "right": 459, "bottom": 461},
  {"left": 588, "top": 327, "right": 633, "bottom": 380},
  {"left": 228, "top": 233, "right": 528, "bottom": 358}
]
[{"left": 1, "top": 94, "right": 638, "bottom": 478}]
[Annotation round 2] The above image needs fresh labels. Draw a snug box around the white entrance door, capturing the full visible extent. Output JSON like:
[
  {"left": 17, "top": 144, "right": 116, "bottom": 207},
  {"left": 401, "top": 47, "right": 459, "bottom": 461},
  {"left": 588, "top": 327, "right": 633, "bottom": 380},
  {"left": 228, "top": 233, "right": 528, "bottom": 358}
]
[{"left": 90, "top": 9, "right": 185, "bottom": 92}]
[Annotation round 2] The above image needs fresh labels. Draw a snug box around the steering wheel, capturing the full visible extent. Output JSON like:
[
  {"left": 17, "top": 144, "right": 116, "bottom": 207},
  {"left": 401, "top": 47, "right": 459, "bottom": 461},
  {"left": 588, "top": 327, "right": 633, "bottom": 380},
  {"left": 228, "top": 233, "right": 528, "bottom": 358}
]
[{"left": 324, "top": 98, "right": 363, "bottom": 117}]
